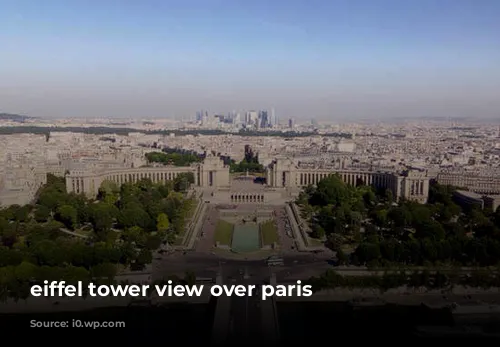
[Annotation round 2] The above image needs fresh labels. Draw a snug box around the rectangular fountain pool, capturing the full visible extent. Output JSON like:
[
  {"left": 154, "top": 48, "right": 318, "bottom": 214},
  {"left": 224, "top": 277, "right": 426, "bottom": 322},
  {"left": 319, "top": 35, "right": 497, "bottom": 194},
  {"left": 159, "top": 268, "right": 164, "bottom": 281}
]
[{"left": 231, "top": 223, "right": 260, "bottom": 253}]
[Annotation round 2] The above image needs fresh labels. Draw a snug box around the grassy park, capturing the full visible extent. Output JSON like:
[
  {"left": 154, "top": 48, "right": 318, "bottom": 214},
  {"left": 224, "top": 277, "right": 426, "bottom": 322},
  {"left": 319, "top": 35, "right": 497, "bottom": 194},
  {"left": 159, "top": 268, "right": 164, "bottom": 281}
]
[
  {"left": 186, "top": 199, "right": 199, "bottom": 220},
  {"left": 260, "top": 220, "right": 279, "bottom": 245},
  {"left": 214, "top": 220, "right": 234, "bottom": 245}
]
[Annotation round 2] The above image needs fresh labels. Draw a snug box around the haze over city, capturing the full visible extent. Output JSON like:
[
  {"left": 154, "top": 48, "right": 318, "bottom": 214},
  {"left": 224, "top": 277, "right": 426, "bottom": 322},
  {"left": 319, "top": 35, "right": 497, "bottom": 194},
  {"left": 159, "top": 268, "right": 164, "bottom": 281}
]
[{"left": 1, "top": 0, "right": 500, "bottom": 120}]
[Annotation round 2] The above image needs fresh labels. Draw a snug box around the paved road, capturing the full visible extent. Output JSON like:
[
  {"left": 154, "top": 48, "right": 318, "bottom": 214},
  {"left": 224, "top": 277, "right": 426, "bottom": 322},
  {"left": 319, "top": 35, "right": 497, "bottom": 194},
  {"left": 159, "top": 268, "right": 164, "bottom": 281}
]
[
  {"left": 153, "top": 251, "right": 500, "bottom": 284},
  {"left": 227, "top": 278, "right": 262, "bottom": 344},
  {"left": 152, "top": 251, "right": 333, "bottom": 282},
  {"left": 275, "top": 208, "right": 296, "bottom": 252},
  {"left": 196, "top": 205, "right": 218, "bottom": 252},
  {"left": 217, "top": 264, "right": 273, "bottom": 344}
]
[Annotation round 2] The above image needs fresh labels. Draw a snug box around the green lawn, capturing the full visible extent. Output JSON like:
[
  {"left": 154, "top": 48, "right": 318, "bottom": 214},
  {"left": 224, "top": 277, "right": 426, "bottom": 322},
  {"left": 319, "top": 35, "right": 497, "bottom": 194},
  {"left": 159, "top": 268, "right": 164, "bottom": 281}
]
[
  {"left": 307, "top": 237, "right": 324, "bottom": 246},
  {"left": 260, "top": 220, "right": 279, "bottom": 245},
  {"left": 186, "top": 199, "right": 198, "bottom": 220},
  {"left": 176, "top": 199, "right": 198, "bottom": 239},
  {"left": 214, "top": 220, "right": 234, "bottom": 245}
]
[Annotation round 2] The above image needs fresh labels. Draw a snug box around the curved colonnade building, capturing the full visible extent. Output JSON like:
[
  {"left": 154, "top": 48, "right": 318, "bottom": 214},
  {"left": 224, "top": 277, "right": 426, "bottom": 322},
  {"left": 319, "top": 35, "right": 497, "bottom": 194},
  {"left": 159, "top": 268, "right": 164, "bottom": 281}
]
[
  {"left": 436, "top": 172, "right": 500, "bottom": 195},
  {"left": 66, "top": 155, "right": 430, "bottom": 204},
  {"left": 266, "top": 158, "right": 430, "bottom": 203},
  {"left": 66, "top": 155, "right": 230, "bottom": 197}
]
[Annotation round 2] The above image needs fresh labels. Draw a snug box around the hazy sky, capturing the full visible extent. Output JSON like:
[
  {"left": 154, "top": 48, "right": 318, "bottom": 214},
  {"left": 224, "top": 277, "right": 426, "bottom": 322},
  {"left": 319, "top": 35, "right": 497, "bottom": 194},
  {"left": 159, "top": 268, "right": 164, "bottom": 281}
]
[{"left": 1, "top": 0, "right": 499, "bottom": 120}]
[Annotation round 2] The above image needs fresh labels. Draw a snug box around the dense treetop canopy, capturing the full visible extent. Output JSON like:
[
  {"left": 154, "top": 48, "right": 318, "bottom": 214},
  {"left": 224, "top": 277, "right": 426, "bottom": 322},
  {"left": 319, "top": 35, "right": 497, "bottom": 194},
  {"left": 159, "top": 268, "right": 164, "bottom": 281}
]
[
  {"left": 297, "top": 174, "right": 500, "bottom": 268},
  {"left": 0, "top": 173, "right": 196, "bottom": 301}
]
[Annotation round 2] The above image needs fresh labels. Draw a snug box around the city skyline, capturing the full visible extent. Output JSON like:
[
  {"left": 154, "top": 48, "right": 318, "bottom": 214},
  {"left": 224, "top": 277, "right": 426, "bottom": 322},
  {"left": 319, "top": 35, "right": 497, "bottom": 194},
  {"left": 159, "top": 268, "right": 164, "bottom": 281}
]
[{"left": 1, "top": 0, "right": 500, "bottom": 119}]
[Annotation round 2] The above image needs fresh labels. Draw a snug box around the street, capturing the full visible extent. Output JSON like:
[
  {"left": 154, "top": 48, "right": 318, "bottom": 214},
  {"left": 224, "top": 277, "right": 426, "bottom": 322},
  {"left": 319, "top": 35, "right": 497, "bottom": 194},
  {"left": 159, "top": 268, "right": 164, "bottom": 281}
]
[
  {"left": 227, "top": 276, "right": 263, "bottom": 344},
  {"left": 152, "top": 251, "right": 334, "bottom": 282}
]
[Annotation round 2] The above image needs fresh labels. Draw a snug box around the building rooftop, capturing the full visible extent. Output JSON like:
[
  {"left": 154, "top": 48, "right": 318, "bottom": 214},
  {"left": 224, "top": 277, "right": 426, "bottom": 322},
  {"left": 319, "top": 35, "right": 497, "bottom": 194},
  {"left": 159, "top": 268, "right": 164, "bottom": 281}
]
[{"left": 454, "top": 190, "right": 483, "bottom": 199}]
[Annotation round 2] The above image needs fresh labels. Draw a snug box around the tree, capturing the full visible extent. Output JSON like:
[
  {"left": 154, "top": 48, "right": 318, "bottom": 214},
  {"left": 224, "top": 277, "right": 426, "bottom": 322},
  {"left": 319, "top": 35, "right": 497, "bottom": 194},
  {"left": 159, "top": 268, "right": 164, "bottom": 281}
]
[
  {"left": 415, "top": 220, "right": 445, "bottom": 240},
  {"left": 0, "top": 246, "right": 23, "bottom": 266},
  {"left": 326, "top": 233, "right": 344, "bottom": 251},
  {"left": 145, "top": 151, "right": 200, "bottom": 166},
  {"left": 0, "top": 223, "right": 17, "bottom": 248},
  {"left": 134, "top": 249, "right": 153, "bottom": 270},
  {"left": 137, "top": 178, "right": 153, "bottom": 192},
  {"left": 145, "top": 235, "right": 162, "bottom": 250},
  {"left": 162, "top": 192, "right": 184, "bottom": 220},
  {"left": 387, "top": 207, "right": 412, "bottom": 228},
  {"left": 91, "top": 263, "right": 117, "bottom": 280},
  {"left": 119, "top": 183, "right": 141, "bottom": 207},
  {"left": 156, "top": 213, "right": 170, "bottom": 232},
  {"left": 14, "top": 205, "right": 32, "bottom": 222},
  {"left": 296, "top": 192, "right": 309, "bottom": 206},
  {"left": 37, "top": 176, "right": 68, "bottom": 211},
  {"left": 67, "top": 193, "right": 90, "bottom": 224},
  {"left": 354, "top": 242, "right": 381, "bottom": 264},
  {"left": 336, "top": 249, "right": 348, "bottom": 265},
  {"left": 421, "top": 238, "right": 438, "bottom": 262},
  {"left": 310, "top": 225, "right": 325, "bottom": 239},
  {"left": 384, "top": 189, "right": 393, "bottom": 205},
  {"left": 370, "top": 208, "right": 388, "bottom": 227},
  {"left": 349, "top": 211, "right": 362, "bottom": 227},
  {"left": 494, "top": 206, "right": 500, "bottom": 229},
  {"left": 89, "top": 203, "right": 117, "bottom": 238},
  {"left": 362, "top": 189, "right": 377, "bottom": 207},
  {"left": 32, "top": 240, "right": 66, "bottom": 266},
  {"left": 34, "top": 205, "right": 51, "bottom": 223},
  {"left": 98, "top": 180, "right": 120, "bottom": 202},
  {"left": 173, "top": 173, "right": 194, "bottom": 192},
  {"left": 310, "top": 175, "right": 350, "bottom": 206},
  {"left": 63, "top": 266, "right": 90, "bottom": 284},
  {"left": 14, "top": 261, "right": 37, "bottom": 281},
  {"left": 92, "top": 242, "right": 122, "bottom": 266},
  {"left": 123, "top": 226, "right": 147, "bottom": 247},
  {"left": 157, "top": 184, "right": 170, "bottom": 198},
  {"left": 56, "top": 205, "right": 78, "bottom": 230},
  {"left": 118, "top": 204, "right": 151, "bottom": 230}
]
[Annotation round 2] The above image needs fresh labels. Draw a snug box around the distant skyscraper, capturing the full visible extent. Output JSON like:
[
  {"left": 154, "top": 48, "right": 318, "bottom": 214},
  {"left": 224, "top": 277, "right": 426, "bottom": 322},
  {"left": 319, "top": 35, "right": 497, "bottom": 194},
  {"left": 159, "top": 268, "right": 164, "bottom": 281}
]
[
  {"left": 271, "top": 108, "right": 276, "bottom": 126},
  {"left": 259, "top": 110, "right": 269, "bottom": 128},
  {"left": 195, "top": 111, "right": 202, "bottom": 122},
  {"left": 246, "top": 111, "right": 258, "bottom": 126},
  {"left": 288, "top": 118, "right": 295, "bottom": 129}
]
